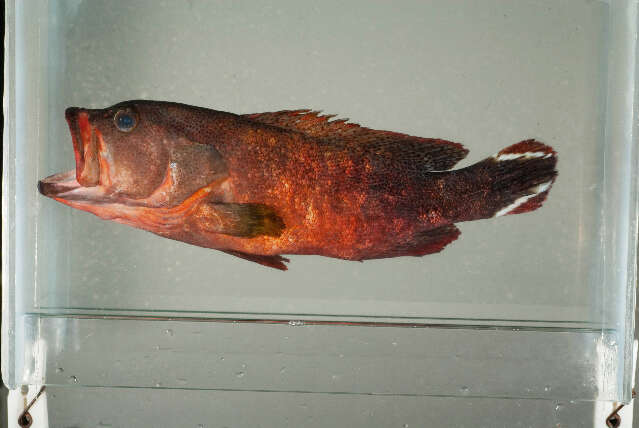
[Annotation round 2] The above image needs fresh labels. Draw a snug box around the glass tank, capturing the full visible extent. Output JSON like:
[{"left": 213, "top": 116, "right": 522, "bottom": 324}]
[{"left": 3, "top": 0, "right": 638, "bottom": 403}]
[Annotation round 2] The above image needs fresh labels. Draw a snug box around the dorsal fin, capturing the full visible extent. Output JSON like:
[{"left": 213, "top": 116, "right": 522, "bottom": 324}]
[{"left": 243, "top": 110, "right": 468, "bottom": 171}]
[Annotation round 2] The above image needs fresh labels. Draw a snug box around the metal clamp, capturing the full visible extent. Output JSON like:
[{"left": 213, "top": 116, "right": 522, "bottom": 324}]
[{"left": 17, "top": 386, "right": 46, "bottom": 428}]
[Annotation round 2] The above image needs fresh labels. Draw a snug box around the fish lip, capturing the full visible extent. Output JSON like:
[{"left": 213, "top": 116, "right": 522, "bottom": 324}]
[
  {"left": 37, "top": 170, "right": 81, "bottom": 198},
  {"left": 66, "top": 107, "right": 100, "bottom": 187}
]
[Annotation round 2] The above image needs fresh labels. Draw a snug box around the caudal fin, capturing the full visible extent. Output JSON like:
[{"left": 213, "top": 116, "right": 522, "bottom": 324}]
[{"left": 487, "top": 139, "right": 557, "bottom": 217}]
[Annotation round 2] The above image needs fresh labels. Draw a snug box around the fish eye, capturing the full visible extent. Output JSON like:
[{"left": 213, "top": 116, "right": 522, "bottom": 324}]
[{"left": 114, "top": 109, "right": 138, "bottom": 132}]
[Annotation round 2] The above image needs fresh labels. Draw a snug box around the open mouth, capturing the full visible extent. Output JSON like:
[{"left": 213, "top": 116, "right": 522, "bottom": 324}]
[{"left": 38, "top": 108, "right": 108, "bottom": 202}]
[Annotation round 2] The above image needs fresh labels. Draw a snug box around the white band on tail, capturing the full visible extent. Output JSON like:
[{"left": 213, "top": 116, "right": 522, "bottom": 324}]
[
  {"left": 493, "top": 152, "right": 553, "bottom": 161},
  {"left": 494, "top": 181, "right": 553, "bottom": 217}
]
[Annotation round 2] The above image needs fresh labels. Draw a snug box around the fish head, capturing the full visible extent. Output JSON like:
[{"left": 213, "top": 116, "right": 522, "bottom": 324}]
[{"left": 38, "top": 101, "right": 228, "bottom": 213}]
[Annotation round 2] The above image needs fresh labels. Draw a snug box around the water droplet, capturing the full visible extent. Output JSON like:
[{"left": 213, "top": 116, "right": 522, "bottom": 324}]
[
  {"left": 460, "top": 386, "right": 470, "bottom": 394},
  {"left": 391, "top": 341, "right": 398, "bottom": 347},
  {"left": 241, "top": 363, "right": 247, "bottom": 369},
  {"left": 338, "top": 353, "right": 345, "bottom": 358},
  {"left": 279, "top": 367, "right": 286, "bottom": 374},
  {"left": 154, "top": 345, "right": 160, "bottom": 351},
  {"left": 68, "top": 375, "right": 78, "bottom": 384},
  {"left": 219, "top": 356, "right": 225, "bottom": 361},
  {"left": 155, "top": 382, "right": 162, "bottom": 387},
  {"left": 197, "top": 425, "right": 204, "bottom": 428},
  {"left": 235, "top": 371, "right": 245, "bottom": 378},
  {"left": 544, "top": 385, "right": 552, "bottom": 392},
  {"left": 403, "top": 424, "right": 409, "bottom": 428},
  {"left": 55, "top": 367, "right": 64, "bottom": 374},
  {"left": 555, "top": 402, "right": 564, "bottom": 411},
  {"left": 164, "top": 329, "right": 174, "bottom": 336},
  {"left": 288, "top": 320, "right": 304, "bottom": 326}
]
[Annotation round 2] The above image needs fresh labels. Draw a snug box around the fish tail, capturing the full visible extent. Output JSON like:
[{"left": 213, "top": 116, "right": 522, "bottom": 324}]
[
  {"left": 484, "top": 139, "right": 558, "bottom": 218},
  {"left": 449, "top": 139, "right": 558, "bottom": 221}
]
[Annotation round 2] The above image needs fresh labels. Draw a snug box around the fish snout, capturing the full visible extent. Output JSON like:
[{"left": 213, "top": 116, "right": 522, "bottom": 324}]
[{"left": 65, "top": 106, "right": 80, "bottom": 121}]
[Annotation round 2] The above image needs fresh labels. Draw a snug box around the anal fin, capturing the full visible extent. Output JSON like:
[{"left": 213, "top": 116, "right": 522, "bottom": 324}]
[
  {"left": 222, "top": 250, "right": 290, "bottom": 271},
  {"left": 405, "top": 224, "right": 461, "bottom": 257},
  {"left": 368, "top": 224, "right": 461, "bottom": 259}
]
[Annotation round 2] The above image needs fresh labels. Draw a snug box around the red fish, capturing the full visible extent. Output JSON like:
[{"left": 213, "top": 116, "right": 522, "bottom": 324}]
[{"left": 38, "top": 101, "right": 557, "bottom": 270}]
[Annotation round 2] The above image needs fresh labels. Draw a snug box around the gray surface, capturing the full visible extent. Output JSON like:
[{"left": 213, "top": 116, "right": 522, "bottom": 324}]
[
  {"left": 43, "top": 387, "right": 596, "bottom": 428},
  {"left": 25, "top": 315, "right": 609, "bottom": 400}
]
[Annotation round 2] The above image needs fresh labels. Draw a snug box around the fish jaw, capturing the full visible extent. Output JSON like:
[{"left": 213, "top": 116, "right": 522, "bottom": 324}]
[
  {"left": 38, "top": 170, "right": 228, "bottom": 232},
  {"left": 38, "top": 107, "right": 119, "bottom": 208},
  {"left": 37, "top": 169, "right": 114, "bottom": 205}
]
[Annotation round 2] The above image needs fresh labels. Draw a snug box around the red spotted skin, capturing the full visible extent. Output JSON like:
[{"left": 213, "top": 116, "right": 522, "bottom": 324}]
[
  {"left": 161, "top": 105, "right": 460, "bottom": 259},
  {"left": 38, "top": 101, "right": 558, "bottom": 270}
]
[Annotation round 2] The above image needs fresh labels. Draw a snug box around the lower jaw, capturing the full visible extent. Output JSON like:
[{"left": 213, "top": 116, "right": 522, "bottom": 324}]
[
  {"left": 37, "top": 170, "right": 110, "bottom": 203},
  {"left": 37, "top": 170, "right": 79, "bottom": 197}
]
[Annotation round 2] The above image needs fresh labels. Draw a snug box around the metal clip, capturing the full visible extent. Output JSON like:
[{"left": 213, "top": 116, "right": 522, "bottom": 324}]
[
  {"left": 605, "top": 389, "right": 636, "bottom": 428},
  {"left": 17, "top": 386, "right": 46, "bottom": 428}
]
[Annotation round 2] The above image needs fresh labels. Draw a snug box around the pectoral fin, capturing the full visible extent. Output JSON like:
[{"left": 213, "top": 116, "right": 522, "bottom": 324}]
[
  {"left": 198, "top": 202, "right": 286, "bottom": 238},
  {"left": 222, "top": 250, "right": 290, "bottom": 270}
]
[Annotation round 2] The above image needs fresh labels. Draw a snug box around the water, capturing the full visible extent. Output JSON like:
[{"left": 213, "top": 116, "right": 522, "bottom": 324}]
[
  {"left": 4, "top": 0, "right": 637, "bottom": 402},
  {"left": 33, "top": 0, "right": 610, "bottom": 325}
]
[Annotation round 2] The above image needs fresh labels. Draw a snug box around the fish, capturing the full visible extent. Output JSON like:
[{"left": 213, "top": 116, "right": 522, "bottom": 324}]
[{"left": 38, "top": 100, "right": 558, "bottom": 270}]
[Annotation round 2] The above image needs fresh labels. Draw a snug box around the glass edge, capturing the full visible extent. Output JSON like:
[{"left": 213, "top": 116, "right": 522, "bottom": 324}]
[
  {"left": 604, "top": 0, "right": 639, "bottom": 403},
  {"left": 2, "top": 0, "right": 17, "bottom": 390},
  {"left": 621, "top": 0, "right": 639, "bottom": 403}
]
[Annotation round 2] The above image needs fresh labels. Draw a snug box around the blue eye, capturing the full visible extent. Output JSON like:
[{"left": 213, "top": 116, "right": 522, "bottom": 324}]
[{"left": 114, "top": 109, "right": 138, "bottom": 132}]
